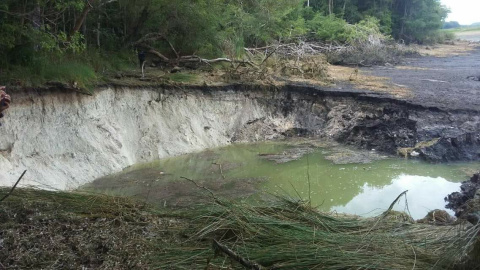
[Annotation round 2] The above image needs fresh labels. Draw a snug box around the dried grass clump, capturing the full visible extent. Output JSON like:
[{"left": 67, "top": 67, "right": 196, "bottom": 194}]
[
  {"left": 0, "top": 188, "right": 186, "bottom": 269},
  {"left": 412, "top": 41, "right": 479, "bottom": 57},
  {"left": 328, "top": 65, "right": 412, "bottom": 98},
  {"left": 326, "top": 41, "right": 419, "bottom": 66},
  {"left": 223, "top": 43, "right": 330, "bottom": 83},
  {"left": 161, "top": 198, "right": 480, "bottom": 269},
  {"left": 398, "top": 138, "right": 440, "bottom": 158},
  {"left": 1, "top": 189, "right": 479, "bottom": 269}
]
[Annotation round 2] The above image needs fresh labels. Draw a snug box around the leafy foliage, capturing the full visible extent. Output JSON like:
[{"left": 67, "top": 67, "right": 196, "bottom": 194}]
[
  {"left": 444, "top": 21, "right": 461, "bottom": 29},
  {"left": 0, "top": 0, "right": 449, "bottom": 85}
]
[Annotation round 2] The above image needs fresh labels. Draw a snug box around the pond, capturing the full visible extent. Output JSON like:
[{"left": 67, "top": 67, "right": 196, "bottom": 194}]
[{"left": 84, "top": 141, "right": 479, "bottom": 219}]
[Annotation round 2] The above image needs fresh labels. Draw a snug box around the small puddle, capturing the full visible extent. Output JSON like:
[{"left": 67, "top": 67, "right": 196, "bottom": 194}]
[{"left": 84, "top": 142, "right": 480, "bottom": 219}]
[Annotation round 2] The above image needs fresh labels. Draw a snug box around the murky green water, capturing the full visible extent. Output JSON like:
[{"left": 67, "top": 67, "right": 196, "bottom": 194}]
[{"left": 85, "top": 142, "right": 480, "bottom": 219}]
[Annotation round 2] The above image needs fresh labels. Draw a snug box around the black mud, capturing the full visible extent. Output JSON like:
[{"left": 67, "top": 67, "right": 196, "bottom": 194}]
[
  {"left": 286, "top": 48, "right": 480, "bottom": 162},
  {"left": 445, "top": 172, "right": 480, "bottom": 223}
]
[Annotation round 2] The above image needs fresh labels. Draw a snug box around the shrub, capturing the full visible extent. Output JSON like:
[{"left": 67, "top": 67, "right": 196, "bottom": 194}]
[
  {"left": 307, "top": 14, "right": 350, "bottom": 42},
  {"left": 344, "top": 17, "right": 385, "bottom": 44},
  {"left": 324, "top": 17, "right": 402, "bottom": 66}
]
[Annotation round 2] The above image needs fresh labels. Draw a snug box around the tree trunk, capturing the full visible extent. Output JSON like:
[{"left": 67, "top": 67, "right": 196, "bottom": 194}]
[
  {"left": 123, "top": 5, "right": 150, "bottom": 43},
  {"left": 32, "top": 1, "right": 41, "bottom": 29},
  {"left": 400, "top": 1, "right": 407, "bottom": 38},
  {"left": 20, "top": 0, "right": 27, "bottom": 27},
  {"left": 82, "top": 15, "right": 87, "bottom": 46},
  {"left": 32, "top": 1, "right": 42, "bottom": 51},
  {"left": 97, "top": 14, "right": 101, "bottom": 48},
  {"left": 71, "top": 1, "right": 95, "bottom": 37}
]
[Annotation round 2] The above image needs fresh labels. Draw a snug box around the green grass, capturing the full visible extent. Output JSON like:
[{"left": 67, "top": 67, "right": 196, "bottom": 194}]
[
  {"left": 0, "top": 60, "right": 97, "bottom": 88},
  {"left": 0, "top": 49, "right": 136, "bottom": 90},
  {"left": 442, "top": 26, "right": 480, "bottom": 33},
  {"left": 167, "top": 72, "right": 199, "bottom": 83},
  {"left": 1, "top": 188, "right": 479, "bottom": 269}
]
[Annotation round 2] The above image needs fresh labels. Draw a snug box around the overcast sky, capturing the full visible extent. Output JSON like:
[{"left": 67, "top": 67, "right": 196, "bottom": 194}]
[{"left": 441, "top": 0, "right": 480, "bottom": 25}]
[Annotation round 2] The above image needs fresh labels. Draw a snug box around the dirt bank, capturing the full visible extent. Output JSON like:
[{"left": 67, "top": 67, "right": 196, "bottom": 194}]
[
  {"left": 1, "top": 47, "right": 480, "bottom": 189},
  {"left": 446, "top": 172, "right": 480, "bottom": 221},
  {"left": 1, "top": 82, "right": 479, "bottom": 189}
]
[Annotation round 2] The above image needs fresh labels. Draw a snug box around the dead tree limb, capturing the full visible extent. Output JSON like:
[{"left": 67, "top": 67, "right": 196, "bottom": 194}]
[
  {"left": 260, "top": 46, "right": 278, "bottom": 66},
  {"left": 180, "top": 56, "right": 258, "bottom": 69},
  {"left": 212, "top": 162, "right": 225, "bottom": 179},
  {"left": 133, "top": 32, "right": 164, "bottom": 45},
  {"left": 212, "top": 239, "right": 265, "bottom": 270},
  {"left": 133, "top": 32, "right": 179, "bottom": 61},
  {"left": 140, "top": 44, "right": 170, "bottom": 62},
  {"left": 0, "top": 170, "right": 27, "bottom": 202},
  {"left": 382, "top": 190, "right": 409, "bottom": 217},
  {"left": 180, "top": 176, "right": 223, "bottom": 205},
  {"left": 166, "top": 39, "right": 180, "bottom": 60}
]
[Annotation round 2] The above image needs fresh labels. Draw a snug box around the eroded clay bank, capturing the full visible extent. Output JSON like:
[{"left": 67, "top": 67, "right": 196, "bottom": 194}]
[{"left": 1, "top": 84, "right": 479, "bottom": 189}]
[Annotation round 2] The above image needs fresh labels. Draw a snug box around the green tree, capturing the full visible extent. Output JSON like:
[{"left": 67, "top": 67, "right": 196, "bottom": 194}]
[{"left": 392, "top": 0, "right": 449, "bottom": 43}]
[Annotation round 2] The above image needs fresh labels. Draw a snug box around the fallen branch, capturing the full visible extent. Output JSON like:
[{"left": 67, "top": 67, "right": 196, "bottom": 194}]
[
  {"left": 181, "top": 177, "right": 221, "bottom": 204},
  {"left": 143, "top": 45, "right": 170, "bottom": 62},
  {"left": 0, "top": 170, "right": 27, "bottom": 202},
  {"left": 382, "top": 190, "right": 409, "bottom": 217},
  {"left": 362, "top": 190, "right": 410, "bottom": 240},
  {"left": 212, "top": 162, "right": 225, "bottom": 179},
  {"left": 180, "top": 56, "right": 257, "bottom": 68},
  {"left": 166, "top": 39, "right": 180, "bottom": 60},
  {"left": 213, "top": 239, "right": 265, "bottom": 270},
  {"left": 260, "top": 45, "right": 278, "bottom": 66}
]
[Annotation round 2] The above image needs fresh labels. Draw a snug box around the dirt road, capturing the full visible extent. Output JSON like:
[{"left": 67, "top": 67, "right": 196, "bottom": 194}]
[{"left": 362, "top": 47, "right": 480, "bottom": 112}]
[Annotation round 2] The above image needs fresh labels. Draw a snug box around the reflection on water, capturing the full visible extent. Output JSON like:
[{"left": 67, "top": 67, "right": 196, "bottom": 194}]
[
  {"left": 332, "top": 175, "right": 460, "bottom": 219},
  {"left": 85, "top": 142, "right": 479, "bottom": 219}
]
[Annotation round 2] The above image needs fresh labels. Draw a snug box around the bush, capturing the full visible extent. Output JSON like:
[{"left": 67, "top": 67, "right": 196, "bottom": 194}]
[
  {"left": 306, "top": 15, "right": 386, "bottom": 45},
  {"left": 420, "top": 30, "right": 456, "bottom": 45},
  {"left": 344, "top": 17, "right": 385, "bottom": 44},
  {"left": 307, "top": 14, "right": 350, "bottom": 42},
  {"left": 323, "top": 17, "right": 402, "bottom": 66}
]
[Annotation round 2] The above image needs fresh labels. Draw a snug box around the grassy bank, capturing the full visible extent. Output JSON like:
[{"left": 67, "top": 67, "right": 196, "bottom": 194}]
[
  {"left": 443, "top": 26, "right": 480, "bottom": 33},
  {"left": 0, "top": 188, "right": 478, "bottom": 269},
  {"left": 0, "top": 49, "right": 135, "bottom": 90}
]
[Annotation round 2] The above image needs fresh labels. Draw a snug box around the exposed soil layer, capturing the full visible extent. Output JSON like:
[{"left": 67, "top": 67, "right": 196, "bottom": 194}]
[
  {"left": 446, "top": 172, "right": 480, "bottom": 220},
  {"left": 2, "top": 82, "right": 480, "bottom": 189},
  {"left": 260, "top": 83, "right": 480, "bottom": 162},
  {"left": 2, "top": 48, "right": 480, "bottom": 188}
]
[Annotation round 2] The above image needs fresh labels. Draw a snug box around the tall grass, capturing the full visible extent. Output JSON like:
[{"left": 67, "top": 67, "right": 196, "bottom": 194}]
[
  {"left": 1, "top": 188, "right": 479, "bottom": 269},
  {"left": 160, "top": 198, "right": 480, "bottom": 269},
  {"left": 0, "top": 49, "right": 135, "bottom": 89}
]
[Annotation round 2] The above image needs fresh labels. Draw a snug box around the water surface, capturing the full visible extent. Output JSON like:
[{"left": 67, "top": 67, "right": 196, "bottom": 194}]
[{"left": 85, "top": 142, "right": 479, "bottom": 219}]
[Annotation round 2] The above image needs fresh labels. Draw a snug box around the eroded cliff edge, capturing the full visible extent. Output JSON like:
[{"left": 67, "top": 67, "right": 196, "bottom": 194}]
[{"left": 1, "top": 84, "right": 479, "bottom": 189}]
